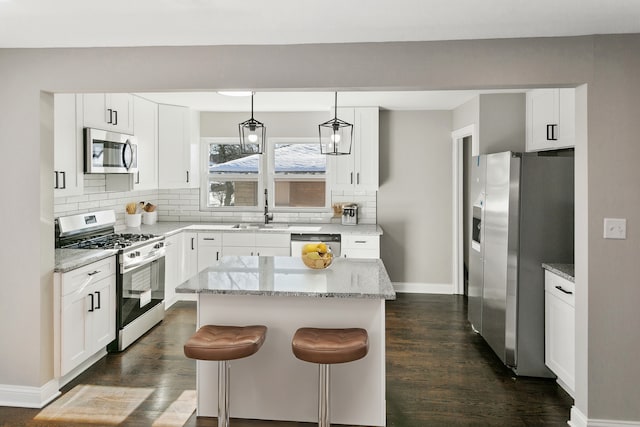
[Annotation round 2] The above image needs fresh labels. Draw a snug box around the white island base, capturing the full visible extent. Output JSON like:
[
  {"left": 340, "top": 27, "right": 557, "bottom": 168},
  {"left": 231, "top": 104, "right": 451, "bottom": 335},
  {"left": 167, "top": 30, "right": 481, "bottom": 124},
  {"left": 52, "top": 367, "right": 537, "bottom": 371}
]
[{"left": 195, "top": 293, "right": 386, "bottom": 426}]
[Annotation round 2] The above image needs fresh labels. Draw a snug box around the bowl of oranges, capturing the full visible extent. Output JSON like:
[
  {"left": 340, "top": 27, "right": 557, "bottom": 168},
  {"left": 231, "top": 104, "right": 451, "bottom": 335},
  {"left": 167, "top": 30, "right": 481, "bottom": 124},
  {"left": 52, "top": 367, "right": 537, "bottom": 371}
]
[{"left": 301, "top": 242, "right": 333, "bottom": 269}]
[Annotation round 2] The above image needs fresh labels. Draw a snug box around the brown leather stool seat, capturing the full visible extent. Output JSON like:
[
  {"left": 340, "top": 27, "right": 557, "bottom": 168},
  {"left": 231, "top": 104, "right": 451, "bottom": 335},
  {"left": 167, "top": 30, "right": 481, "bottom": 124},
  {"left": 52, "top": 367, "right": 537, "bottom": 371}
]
[
  {"left": 184, "top": 325, "right": 267, "bottom": 361},
  {"left": 184, "top": 325, "right": 267, "bottom": 427},
  {"left": 292, "top": 327, "right": 368, "bottom": 364},
  {"left": 292, "top": 327, "right": 368, "bottom": 427}
]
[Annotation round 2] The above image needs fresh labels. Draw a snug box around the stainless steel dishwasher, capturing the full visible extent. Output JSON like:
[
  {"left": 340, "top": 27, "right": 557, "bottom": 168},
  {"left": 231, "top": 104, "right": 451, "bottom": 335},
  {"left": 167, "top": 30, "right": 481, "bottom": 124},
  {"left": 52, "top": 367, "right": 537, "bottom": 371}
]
[{"left": 290, "top": 233, "right": 341, "bottom": 257}]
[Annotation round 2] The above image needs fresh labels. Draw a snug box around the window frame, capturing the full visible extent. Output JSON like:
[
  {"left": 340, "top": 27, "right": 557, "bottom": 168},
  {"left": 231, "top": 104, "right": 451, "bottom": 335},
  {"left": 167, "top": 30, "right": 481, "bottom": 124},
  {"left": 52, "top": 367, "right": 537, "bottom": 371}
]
[
  {"left": 200, "top": 137, "right": 264, "bottom": 211},
  {"left": 200, "top": 136, "right": 333, "bottom": 213},
  {"left": 267, "top": 137, "right": 332, "bottom": 213}
]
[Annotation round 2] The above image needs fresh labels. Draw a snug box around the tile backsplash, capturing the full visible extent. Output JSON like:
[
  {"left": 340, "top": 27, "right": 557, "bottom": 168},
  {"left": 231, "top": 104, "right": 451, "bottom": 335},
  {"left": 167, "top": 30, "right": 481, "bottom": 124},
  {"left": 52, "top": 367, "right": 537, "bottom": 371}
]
[{"left": 54, "top": 175, "right": 376, "bottom": 227}]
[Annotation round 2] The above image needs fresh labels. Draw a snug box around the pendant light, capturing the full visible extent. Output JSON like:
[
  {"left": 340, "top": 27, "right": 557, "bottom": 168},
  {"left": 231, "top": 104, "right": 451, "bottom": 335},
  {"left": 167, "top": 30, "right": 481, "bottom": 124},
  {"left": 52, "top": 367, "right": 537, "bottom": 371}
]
[
  {"left": 319, "top": 92, "right": 353, "bottom": 155},
  {"left": 239, "top": 92, "right": 266, "bottom": 154}
]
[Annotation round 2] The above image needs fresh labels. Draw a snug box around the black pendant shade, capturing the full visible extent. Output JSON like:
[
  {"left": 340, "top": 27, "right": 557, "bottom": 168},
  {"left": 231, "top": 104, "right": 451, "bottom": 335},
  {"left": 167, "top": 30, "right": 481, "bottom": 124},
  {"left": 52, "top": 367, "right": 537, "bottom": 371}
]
[
  {"left": 319, "top": 92, "right": 353, "bottom": 155},
  {"left": 239, "top": 92, "right": 265, "bottom": 154}
]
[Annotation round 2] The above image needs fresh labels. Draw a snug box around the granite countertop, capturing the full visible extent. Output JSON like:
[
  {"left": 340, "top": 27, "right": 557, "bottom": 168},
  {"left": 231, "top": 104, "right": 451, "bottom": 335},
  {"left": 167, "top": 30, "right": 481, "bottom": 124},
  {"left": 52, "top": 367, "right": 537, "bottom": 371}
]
[
  {"left": 176, "top": 256, "right": 396, "bottom": 300},
  {"left": 55, "top": 221, "right": 383, "bottom": 273},
  {"left": 55, "top": 248, "right": 117, "bottom": 273},
  {"left": 542, "top": 263, "right": 575, "bottom": 282},
  {"left": 121, "top": 221, "right": 383, "bottom": 236}
]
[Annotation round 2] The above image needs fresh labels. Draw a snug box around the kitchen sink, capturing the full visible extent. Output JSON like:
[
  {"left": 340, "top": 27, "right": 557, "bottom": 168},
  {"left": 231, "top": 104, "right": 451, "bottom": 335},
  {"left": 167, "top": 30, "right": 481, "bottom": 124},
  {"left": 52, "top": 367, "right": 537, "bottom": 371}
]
[
  {"left": 232, "top": 224, "right": 323, "bottom": 232},
  {"left": 184, "top": 224, "right": 239, "bottom": 231}
]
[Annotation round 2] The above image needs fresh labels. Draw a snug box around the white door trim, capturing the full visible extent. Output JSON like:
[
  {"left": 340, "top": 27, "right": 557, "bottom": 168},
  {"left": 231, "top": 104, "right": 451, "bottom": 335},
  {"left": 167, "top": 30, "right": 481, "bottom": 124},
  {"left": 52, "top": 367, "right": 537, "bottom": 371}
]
[{"left": 451, "top": 124, "right": 477, "bottom": 295}]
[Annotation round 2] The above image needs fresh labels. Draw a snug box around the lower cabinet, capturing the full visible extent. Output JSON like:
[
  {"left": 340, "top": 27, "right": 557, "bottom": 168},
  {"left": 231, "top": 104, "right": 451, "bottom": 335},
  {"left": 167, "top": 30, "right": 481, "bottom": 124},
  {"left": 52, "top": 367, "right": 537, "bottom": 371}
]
[
  {"left": 197, "top": 232, "right": 222, "bottom": 272},
  {"left": 55, "top": 256, "right": 116, "bottom": 378},
  {"left": 544, "top": 270, "right": 575, "bottom": 396},
  {"left": 163, "top": 233, "right": 182, "bottom": 309},
  {"left": 341, "top": 234, "right": 380, "bottom": 259}
]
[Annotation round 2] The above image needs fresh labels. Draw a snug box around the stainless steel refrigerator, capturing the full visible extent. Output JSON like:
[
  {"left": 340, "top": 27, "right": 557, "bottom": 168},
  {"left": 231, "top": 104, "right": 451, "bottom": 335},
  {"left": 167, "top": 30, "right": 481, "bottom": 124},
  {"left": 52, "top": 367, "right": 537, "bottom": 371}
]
[{"left": 468, "top": 151, "right": 574, "bottom": 377}]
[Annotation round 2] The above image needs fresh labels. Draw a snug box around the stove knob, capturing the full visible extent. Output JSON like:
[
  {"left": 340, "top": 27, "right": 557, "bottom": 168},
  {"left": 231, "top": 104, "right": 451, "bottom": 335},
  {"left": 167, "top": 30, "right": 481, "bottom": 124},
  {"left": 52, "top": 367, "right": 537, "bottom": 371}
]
[
  {"left": 135, "top": 251, "right": 141, "bottom": 256},
  {"left": 154, "top": 242, "right": 164, "bottom": 249},
  {"left": 129, "top": 253, "right": 137, "bottom": 259}
]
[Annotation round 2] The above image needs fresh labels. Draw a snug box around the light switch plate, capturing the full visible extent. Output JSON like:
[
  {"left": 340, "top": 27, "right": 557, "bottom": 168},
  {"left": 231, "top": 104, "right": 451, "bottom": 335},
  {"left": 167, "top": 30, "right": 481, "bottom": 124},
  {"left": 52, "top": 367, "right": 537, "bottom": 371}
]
[{"left": 604, "top": 218, "right": 626, "bottom": 239}]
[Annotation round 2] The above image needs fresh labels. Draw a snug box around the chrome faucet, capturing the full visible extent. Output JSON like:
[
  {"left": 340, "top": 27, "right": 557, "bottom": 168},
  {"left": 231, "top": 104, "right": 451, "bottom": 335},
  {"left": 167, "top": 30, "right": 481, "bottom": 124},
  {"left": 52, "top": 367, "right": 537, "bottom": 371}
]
[{"left": 264, "top": 188, "right": 273, "bottom": 225}]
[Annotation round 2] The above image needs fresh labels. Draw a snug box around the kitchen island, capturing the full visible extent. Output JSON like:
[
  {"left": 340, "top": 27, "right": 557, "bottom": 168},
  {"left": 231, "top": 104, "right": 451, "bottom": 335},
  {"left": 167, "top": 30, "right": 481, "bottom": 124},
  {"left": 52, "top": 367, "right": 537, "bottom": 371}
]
[{"left": 177, "top": 256, "right": 395, "bottom": 426}]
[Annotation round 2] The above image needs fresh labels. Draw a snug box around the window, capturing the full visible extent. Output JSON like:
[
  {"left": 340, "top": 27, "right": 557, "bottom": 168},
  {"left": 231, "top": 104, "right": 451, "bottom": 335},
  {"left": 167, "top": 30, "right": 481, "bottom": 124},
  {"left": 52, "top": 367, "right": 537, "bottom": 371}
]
[
  {"left": 270, "top": 139, "right": 327, "bottom": 208},
  {"left": 201, "top": 138, "right": 261, "bottom": 209},
  {"left": 201, "top": 137, "right": 329, "bottom": 211}
]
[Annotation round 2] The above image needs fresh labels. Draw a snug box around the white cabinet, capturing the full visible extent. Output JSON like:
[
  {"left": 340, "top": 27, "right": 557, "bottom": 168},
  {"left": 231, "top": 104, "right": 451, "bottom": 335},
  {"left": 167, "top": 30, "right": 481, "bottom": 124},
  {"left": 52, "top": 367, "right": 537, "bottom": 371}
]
[
  {"left": 331, "top": 107, "right": 379, "bottom": 193},
  {"left": 254, "top": 233, "right": 290, "bottom": 256},
  {"left": 197, "top": 232, "right": 223, "bottom": 272},
  {"left": 164, "top": 233, "right": 182, "bottom": 309},
  {"left": 54, "top": 94, "right": 84, "bottom": 196},
  {"left": 223, "top": 232, "right": 291, "bottom": 257},
  {"left": 83, "top": 93, "right": 134, "bottom": 134},
  {"left": 132, "top": 96, "right": 158, "bottom": 190},
  {"left": 341, "top": 234, "right": 380, "bottom": 259},
  {"left": 158, "top": 104, "right": 199, "bottom": 189},
  {"left": 182, "top": 231, "right": 199, "bottom": 280},
  {"left": 55, "top": 256, "right": 116, "bottom": 377},
  {"left": 544, "top": 270, "right": 575, "bottom": 396},
  {"left": 526, "top": 89, "right": 575, "bottom": 152}
]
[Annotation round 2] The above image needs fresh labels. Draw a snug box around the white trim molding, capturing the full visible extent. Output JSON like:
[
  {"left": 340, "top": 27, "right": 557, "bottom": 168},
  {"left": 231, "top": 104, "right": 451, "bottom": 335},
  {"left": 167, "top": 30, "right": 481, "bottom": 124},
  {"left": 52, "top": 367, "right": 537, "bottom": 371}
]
[
  {"left": 569, "top": 407, "right": 640, "bottom": 427},
  {"left": 451, "top": 124, "right": 477, "bottom": 295},
  {"left": 0, "top": 379, "right": 60, "bottom": 408},
  {"left": 392, "top": 282, "right": 454, "bottom": 294}
]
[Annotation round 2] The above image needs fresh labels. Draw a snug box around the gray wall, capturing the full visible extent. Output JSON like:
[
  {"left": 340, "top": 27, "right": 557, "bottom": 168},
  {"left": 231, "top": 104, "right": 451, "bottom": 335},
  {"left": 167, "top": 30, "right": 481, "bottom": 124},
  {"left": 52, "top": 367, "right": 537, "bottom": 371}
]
[
  {"left": 1, "top": 35, "right": 639, "bottom": 423},
  {"left": 200, "top": 111, "right": 328, "bottom": 137},
  {"left": 378, "top": 110, "right": 453, "bottom": 285}
]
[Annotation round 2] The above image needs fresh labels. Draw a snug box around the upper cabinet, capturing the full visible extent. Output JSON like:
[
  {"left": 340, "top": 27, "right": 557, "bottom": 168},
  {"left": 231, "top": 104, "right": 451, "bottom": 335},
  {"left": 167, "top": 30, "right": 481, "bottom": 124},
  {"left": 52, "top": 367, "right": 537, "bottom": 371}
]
[
  {"left": 132, "top": 96, "right": 158, "bottom": 190},
  {"left": 526, "top": 88, "right": 575, "bottom": 152},
  {"left": 54, "top": 94, "right": 84, "bottom": 197},
  {"left": 331, "top": 107, "right": 379, "bottom": 193},
  {"left": 158, "top": 104, "right": 199, "bottom": 189},
  {"left": 83, "top": 93, "right": 134, "bottom": 134}
]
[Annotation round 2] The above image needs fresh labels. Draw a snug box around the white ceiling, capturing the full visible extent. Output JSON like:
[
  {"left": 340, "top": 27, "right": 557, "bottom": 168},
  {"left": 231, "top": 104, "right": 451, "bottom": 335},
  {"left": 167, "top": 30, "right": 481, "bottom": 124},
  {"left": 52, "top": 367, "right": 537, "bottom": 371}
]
[
  {"left": 136, "top": 90, "right": 524, "bottom": 112},
  {"left": 4, "top": 0, "right": 637, "bottom": 110},
  {"left": 1, "top": 0, "right": 639, "bottom": 48}
]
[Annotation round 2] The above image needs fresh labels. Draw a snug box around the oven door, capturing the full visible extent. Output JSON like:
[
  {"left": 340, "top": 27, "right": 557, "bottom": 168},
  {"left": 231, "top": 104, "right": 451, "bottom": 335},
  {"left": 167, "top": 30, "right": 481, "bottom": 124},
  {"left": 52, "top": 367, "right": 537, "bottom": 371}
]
[
  {"left": 118, "top": 256, "right": 165, "bottom": 329},
  {"left": 85, "top": 127, "right": 138, "bottom": 174}
]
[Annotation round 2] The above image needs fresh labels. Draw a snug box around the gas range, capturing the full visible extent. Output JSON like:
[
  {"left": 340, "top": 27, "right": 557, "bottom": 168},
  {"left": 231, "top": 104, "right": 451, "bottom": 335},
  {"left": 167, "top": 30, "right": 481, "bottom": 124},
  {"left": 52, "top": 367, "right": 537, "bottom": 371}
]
[{"left": 55, "top": 209, "right": 166, "bottom": 353}]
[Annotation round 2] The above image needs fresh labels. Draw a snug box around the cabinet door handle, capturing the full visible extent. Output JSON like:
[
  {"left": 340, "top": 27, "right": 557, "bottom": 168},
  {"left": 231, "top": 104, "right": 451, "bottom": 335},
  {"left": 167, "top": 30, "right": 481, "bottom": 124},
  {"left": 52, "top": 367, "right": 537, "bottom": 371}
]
[
  {"left": 95, "top": 291, "right": 101, "bottom": 310},
  {"left": 354, "top": 240, "right": 367, "bottom": 244},
  {"left": 113, "top": 110, "right": 118, "bottom": 126},
  {"left": 136, "top": 171, "right": 140, "bottom": 184},
  {"left": 216, "top": 251, "right": 219, "bottom": 261},
  {"left": 54, "top": 171, "right": 59, "bottom": 189},
  {"left": 203, "top": 237, "right": 217, "bottom": 241},
  {"left": 546, "top": 124, "right": 558, "bottom": 141},
  {"left": 60, "top": 171, "right": 66, "bottom": 189},
  {"left": 186, "top": 171, "right": 190, "bottom": 183},
  {"left": 555, "top": 285, "right": 573, "bottom": 295},
  {"left": 350, "top": 172, "right": 353, "bottom": 184},
  {"left": 107, "top": 108, "right": 113, "bottom": 124},
  {"left": 87, "top": 270, "right": 101, "bottom": 276},
  {"left": 88, "top": 293, "right": 95, "bottom": 312},
  {"left": 357, "top": 172, "right": 360, "bottom": 185},
  {"left": 191, "top": 237, "right": 195, "bottom": 250}
]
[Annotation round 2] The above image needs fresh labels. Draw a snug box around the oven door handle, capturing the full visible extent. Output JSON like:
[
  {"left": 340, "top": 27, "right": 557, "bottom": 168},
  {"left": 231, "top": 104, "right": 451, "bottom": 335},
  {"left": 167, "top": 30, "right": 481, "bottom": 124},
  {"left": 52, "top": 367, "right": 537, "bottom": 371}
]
[{"left": 121, "top": 251, "right": 165, "bottom": 274}]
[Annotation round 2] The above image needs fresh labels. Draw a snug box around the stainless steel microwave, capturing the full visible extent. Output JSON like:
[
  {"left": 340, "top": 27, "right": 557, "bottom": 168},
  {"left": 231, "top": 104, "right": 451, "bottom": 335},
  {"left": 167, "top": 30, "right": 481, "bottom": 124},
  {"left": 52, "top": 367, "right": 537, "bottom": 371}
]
[{"left": 84, "top": 127, "right": 138, "bottom": 174}]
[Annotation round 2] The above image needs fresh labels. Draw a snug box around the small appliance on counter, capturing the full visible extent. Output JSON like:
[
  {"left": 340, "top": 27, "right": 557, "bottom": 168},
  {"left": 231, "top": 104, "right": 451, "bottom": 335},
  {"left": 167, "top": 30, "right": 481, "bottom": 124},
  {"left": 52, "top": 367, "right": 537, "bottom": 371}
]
[{"left": 342, "top": 203, "right": 358, "bottom": 225}]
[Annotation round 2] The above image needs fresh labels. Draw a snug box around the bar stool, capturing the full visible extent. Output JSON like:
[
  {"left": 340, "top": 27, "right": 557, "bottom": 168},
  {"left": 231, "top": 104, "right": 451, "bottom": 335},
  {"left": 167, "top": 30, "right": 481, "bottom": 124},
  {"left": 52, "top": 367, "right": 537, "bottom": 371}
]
[
  {"left": 292, "top": 327, "right": 369, "bottom": 427},
  {"left": 184, "top": 324, "right": 267, "bottom": 427}
]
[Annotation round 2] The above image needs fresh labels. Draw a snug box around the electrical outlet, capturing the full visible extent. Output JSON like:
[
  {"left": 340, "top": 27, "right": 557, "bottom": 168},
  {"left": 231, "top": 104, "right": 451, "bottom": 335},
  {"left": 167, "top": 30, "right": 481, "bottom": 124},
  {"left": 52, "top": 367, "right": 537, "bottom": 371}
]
[{"left": 603, "top": 218, "right": 626, "bottom": 239}]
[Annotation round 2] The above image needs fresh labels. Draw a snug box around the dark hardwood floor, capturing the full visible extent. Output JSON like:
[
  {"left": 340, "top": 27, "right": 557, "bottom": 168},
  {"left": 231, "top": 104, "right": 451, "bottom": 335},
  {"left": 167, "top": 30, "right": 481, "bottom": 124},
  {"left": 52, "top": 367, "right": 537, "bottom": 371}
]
[{"left": 0, "top": 294, "right": 572, "bottom": 426}]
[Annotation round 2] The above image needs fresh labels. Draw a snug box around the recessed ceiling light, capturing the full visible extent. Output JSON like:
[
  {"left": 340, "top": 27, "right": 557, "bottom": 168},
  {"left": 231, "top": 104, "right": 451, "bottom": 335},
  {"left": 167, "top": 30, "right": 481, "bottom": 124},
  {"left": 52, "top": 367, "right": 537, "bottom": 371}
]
[{"left": 217, "top": 91, "right": 253, "bottom": 97}]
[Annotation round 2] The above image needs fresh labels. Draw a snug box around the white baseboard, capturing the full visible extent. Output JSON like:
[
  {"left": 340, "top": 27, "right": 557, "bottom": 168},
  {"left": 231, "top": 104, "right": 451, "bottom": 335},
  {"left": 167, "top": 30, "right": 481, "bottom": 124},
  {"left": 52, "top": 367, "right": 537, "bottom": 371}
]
[
  {"left": 392, "top": 282, "right": 455, "bottom": 294},
  {"left": 0, "top": 378, "right": 60, "bottom": 409},
  {"left": 569, "top": 407, "right": 640, "bottom": 427}
]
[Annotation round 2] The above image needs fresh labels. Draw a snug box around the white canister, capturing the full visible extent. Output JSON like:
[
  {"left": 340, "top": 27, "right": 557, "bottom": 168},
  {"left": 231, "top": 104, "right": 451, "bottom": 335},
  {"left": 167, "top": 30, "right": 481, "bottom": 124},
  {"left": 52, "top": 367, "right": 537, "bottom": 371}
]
[
  {"left": 142, "top": 211, "right": 157, "bottom": 225},
  {"left": 125, "top": 213, "right": 142, "bottom": 228}
]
